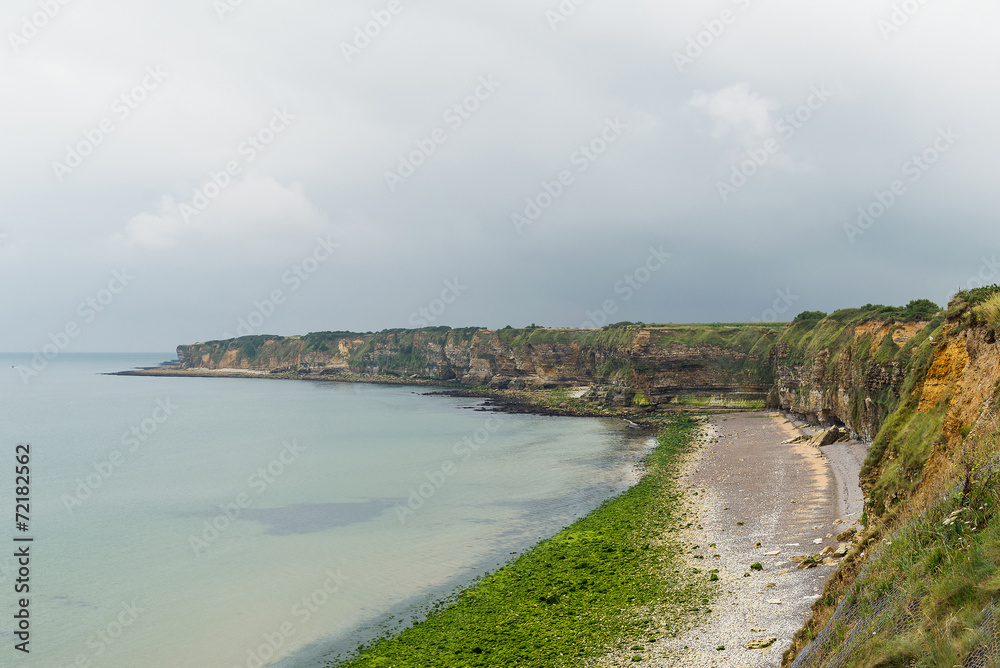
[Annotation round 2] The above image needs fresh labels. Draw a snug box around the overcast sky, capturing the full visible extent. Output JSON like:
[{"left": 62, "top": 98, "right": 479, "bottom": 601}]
[{"left": 2, "top": 0, "right": 998, "bottom": 352}]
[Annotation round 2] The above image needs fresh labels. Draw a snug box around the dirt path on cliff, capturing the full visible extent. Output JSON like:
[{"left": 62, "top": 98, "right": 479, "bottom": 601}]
[{"left": 599, "top": 412, "right": 867, "bottom": 668}]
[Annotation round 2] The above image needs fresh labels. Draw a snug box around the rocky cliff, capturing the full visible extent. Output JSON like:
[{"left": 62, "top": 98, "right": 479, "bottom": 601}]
[
  {"left": 175, "top": 302, "right": 940, "bottom": 435},
  {"left": 783, "top": 289, "right": 1000, "bottom": 667},
  {"left": 177, "top": 325, "right": 782, "bottom": 406}
]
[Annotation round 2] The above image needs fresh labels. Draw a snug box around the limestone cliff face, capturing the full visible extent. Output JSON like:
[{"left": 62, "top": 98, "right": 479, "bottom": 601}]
[
  {"left": 177, "top": 326, "right": 781, "bottom": 402},
  {"left": 175, "top": 311, "right": 942, "bottom": 442},
  {"left": 769, "top": 320, "right": 934, "bottom": 441}
]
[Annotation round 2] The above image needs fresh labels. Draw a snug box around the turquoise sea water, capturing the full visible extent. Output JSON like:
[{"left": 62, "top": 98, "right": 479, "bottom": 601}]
[{"left": 0, "top": 354, "right": 650, "bottom": 667}]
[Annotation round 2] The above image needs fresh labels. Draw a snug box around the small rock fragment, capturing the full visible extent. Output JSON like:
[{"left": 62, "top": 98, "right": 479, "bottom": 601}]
[
  {"left": 833, "top": 543, "right": 850, "bottom": 558},
  {"left": 745, "top": 637, "right": 778, "bottom": 649},
  {"left": 820, "top": 546, "right": 834, "bottom": 556},
  {"left": 836, "top": 527, "right": 857, "bottom": 542},
  {"left": 813, "top": 538, "right": 823, "bottom": 544},
  {"left": 763, "top": 550, "right": 780, "bottom": 557},
  {"left": 796, "top": 555, "right": 822, "bottom": 569},
  {"left": 766, "top": 599, "right": 782, "bottom": 605}
]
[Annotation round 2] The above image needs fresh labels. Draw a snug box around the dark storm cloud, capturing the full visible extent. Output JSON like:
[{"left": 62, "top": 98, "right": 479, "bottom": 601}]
[{"left": 1, "top": 0, "right": 998, "bottom": 351}]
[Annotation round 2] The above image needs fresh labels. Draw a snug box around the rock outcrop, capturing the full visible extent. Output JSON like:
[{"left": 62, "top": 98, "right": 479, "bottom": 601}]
[{"left": 175, "top": 303, "right": 943, "bottom": 444}]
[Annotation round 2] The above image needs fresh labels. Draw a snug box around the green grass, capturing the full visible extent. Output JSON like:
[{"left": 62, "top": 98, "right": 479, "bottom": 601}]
[
  {"left": 866, "top": 405, "right": 947, "bottom": 516},
  {"left": 810, "top": 444, "right": 1000, "bottom": 667},
  {"left": 973, "top": 294, "right": 1000, "bottom": 334},
  {"left": 668, "top": 395, "right": 765, "bottom": 410},
  {"left": 332, "top": 415, "right": 713, "bottom": 668}
]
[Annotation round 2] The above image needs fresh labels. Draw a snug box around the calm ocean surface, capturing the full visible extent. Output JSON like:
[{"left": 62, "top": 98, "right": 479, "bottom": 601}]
[{"left": 0, "top": 354, "right": 651, "bottom": 667}]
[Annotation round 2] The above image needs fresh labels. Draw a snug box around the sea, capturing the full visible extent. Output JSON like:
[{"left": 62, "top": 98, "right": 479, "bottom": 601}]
[{"left": 0, "top": 354, "right": 652, "bottom": 667}]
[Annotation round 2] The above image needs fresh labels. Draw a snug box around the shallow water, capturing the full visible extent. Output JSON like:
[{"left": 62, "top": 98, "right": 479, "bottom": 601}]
[{"left": 0, "top": 354, "right": 650, "bottom": 667}]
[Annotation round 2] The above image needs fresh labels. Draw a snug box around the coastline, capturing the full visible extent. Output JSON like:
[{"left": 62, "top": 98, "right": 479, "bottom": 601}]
[
  {"left": 284, "top": 429, "right": 659, "bottom": 668},
  {"left": 311, "top": 410, "right": 864, "bottom": 667},
  {"left": 330, "top": 414, "right": 715, "bottom": 667},
  {"left": 118, "top": 365, "right": 863, "bottom": 666},
  {"left": 114, "top": 366, "right": 746, "bottom": 423}
]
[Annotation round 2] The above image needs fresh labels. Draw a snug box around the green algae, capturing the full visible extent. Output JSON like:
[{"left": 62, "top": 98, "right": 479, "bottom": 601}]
[{"left": 332, "top": 415, "right": 713, "bottom": 667}]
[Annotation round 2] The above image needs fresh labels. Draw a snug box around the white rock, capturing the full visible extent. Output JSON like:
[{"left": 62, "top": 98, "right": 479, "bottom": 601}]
[{"left": 763, "top": 550, "right": 780, "bottom": 556}]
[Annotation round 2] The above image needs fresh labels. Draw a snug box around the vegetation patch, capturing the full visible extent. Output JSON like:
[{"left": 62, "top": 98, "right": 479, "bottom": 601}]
[
  {"left": 792, "top": 432, "right": 1000, "bottom": 667},
  {"left": 332, "top": 415, "right": 714, "bottom": 667}
]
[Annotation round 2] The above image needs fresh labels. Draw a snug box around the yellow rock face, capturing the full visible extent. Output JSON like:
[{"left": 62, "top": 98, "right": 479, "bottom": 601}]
[{"left": 918, "top": 333, "right": 970, "bottom": 413}]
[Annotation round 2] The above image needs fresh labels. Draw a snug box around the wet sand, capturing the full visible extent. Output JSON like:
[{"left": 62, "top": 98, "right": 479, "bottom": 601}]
[{"left": 635, "top": 412, "right": 867, "bottom": 667}]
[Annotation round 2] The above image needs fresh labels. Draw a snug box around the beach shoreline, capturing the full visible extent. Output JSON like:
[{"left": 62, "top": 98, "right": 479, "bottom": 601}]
[
  {"left": 118, "top": 366, "right": 865, "bottom": 666},
  {"left": 626, "top": 411, "right": 866, "bottom": 668}
]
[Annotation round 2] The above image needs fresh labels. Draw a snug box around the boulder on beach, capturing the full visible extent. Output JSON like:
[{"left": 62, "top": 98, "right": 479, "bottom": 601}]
[
  {"left": 837, "top": 527, "right": 857, "bottom": 542},
  {"left": 809, "top": 426, "right": 851, "bottom": 446}
]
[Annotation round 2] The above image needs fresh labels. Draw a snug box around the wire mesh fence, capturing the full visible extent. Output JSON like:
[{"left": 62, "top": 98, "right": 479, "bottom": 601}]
[
  {"left": 791, "top": 518, "right": 1000, "bottom": 668},
  {"left": 791, "top": 404, "right": 1000, "bottom": 667}
]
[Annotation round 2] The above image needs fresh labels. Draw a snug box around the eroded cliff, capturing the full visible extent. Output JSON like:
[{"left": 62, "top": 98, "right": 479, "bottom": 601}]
[
  {"left": 175, "top": 301, "right": 940, "bottom": 435},
  {"left": 177, "top": 325, "right": 782, "bottom": 405},
  {"left": 784, "top": 289, "right": 1000, "bottom": 667}
]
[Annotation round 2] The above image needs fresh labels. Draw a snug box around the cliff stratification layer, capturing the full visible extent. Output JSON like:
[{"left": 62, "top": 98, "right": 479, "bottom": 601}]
[{"left": 174, "top": 301, "right": 941, "bottom": 439}]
